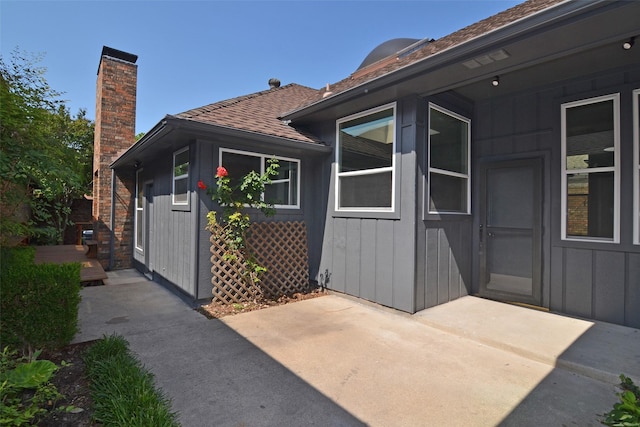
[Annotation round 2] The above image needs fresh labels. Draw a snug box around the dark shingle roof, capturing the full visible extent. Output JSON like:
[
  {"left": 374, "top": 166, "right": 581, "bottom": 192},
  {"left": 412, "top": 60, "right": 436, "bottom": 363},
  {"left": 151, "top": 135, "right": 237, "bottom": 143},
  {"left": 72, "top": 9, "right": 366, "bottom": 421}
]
[
  {"left": 175, "top": 83, "right": 323, "bottom": 144},
  {"left": 312, "top": 0, "right": 564, "bottom": 103}
]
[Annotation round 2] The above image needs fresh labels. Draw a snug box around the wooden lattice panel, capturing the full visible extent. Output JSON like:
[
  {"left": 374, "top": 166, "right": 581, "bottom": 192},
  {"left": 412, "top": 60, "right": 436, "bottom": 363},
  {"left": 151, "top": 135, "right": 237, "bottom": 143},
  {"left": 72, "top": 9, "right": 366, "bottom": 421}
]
[
  {"left": 209, "top": 223, "right": 259, "bottom": 304},
  {"left": 245, "top": 221, "right": 309, "bottom": 298},
  {"left": 209, "top": 221, "right": 310, "bottom": 304}
]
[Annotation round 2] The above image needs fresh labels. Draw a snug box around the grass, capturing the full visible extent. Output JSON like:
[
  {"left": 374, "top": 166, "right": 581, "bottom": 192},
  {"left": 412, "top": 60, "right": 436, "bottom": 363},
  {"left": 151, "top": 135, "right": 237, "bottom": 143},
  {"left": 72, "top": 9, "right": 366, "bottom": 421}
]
[{"left": 83, "top": 335, "right": 179, "bottom": 427}]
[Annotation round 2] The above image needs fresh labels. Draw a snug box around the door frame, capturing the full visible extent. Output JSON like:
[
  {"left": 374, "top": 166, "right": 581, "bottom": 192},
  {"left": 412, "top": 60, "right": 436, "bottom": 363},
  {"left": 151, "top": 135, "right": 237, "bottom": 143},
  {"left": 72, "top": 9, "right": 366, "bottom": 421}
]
[
  {"left": 477, "top": 155, "right": 546, "bottom": 307},
  {"left": 143, "top": 181, "right": 154, "bottom": 279}
]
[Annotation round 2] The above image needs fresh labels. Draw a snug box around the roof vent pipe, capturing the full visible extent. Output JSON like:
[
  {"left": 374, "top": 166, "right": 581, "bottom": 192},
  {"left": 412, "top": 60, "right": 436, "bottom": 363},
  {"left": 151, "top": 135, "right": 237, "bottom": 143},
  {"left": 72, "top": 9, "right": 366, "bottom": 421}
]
[
  {"left": 268, "top": 78, "right": 281, "bottom": 89},
  {"left": 322, "top": 83, "right": 333, "bottom": 98}
]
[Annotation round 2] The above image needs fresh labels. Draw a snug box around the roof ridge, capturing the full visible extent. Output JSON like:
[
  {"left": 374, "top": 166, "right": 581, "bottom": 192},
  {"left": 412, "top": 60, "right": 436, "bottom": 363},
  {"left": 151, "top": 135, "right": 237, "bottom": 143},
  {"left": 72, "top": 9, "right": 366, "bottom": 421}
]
[
  {"left": 172, "top": 82, "right": 323, "bottom": 145},
  {"left": 178, "top": 83, "right": 318, "bottom": 119}
]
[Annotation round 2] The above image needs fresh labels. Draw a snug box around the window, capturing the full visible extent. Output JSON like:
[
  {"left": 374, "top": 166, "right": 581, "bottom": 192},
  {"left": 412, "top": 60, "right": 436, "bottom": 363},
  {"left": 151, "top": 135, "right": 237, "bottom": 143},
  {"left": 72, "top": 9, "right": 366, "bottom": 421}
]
[
  {"left": 634, "top": 89, "right": 640, "bottom": 244},
  {"left": 172, "top": 148, "right": 189, "bottom": 205},
  {"left": 135, "top": 169, "right": 144, "bottom": 251},
  {"left": 336, "top": 104, "right": 395, "bottom": 211},
  {"left": 561, "top": 94, "right": 620, "bottom": 242},
  {"left": 428, "top": 104, "right": 471, "bottom": 214},
  {"left": 219, "top": 149, "right": 300, "bottom": 208}
]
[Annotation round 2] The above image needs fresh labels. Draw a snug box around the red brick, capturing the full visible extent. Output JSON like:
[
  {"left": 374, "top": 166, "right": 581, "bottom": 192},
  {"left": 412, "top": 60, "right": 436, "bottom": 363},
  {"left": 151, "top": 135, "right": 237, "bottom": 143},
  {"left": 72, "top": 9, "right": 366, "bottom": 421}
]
[{"left": 92, "top": 49, "right": 138, "bottom": 270}]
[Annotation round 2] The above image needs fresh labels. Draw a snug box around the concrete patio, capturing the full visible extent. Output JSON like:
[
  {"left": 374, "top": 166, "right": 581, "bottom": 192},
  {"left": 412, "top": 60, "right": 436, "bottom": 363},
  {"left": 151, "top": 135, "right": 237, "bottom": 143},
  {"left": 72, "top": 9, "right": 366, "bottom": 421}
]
[{"left": 75, "top": 269, "right": 639, "bottom": 426}]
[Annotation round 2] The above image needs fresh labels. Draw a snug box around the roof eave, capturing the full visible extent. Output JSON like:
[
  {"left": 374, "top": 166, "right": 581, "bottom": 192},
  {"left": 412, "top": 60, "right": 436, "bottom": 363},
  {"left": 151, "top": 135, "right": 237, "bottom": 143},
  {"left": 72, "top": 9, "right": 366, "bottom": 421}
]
[
  {"left": 110, "top": 117, "right": 172, "bottom": 169},
  {"left": 170, "top": 116, "right": 331, "bottom": 153},
  {"left": 283, "top": 0, "right": 604, "bottom": 121},
  {"left": 111, "top": 116, "right": 331, "bottom": 169}
]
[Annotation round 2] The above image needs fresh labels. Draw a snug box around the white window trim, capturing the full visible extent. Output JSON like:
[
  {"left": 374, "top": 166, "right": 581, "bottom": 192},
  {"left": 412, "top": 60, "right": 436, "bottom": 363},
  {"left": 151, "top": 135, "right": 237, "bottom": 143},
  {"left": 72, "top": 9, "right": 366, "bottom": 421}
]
[
  {"left": 561, "top": 93, "right": 620, "bottom": 243},
  {"left": 427, "top": 103, "right": 471, "bottom": 215},
  {"left": 133, "top": 169, "right": 151, "bottom": 253},
  {"left": 335, "top": 102, "right": 397, "bottom": 213},
  {"left": 172, "top": 147, "right": 189, "bottom": 206},
  {"left": 134, "top": 169, "right": 144, "bottom": 252},
  {"left": 634, "top": 89, "right": 640, "bottom": 245},
  {"left": 218, "top": 148, "right": 301, "bottom": 209}
]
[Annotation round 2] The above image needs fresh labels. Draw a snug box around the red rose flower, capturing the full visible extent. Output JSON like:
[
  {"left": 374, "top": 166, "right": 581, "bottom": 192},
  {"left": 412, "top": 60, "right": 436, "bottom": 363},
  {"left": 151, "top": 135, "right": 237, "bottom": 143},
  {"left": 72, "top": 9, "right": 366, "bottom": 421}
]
[
  {"left": 216, "top": 166, "right": 228, "bottom": 178},
  {"left": 197, "top": 180, "right": 207, "bottom": 190}
]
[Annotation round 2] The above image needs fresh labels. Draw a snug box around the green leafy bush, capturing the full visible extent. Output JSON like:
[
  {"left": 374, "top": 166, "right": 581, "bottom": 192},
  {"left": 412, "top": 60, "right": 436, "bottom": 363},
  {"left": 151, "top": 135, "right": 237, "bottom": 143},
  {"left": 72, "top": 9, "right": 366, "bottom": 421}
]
[
  {"left": 0, "top": 246, "right": 35, "bottom": 267},
  {"left": 0, "top": 246, "right": 81, "bottom": 354},
  {"left": 602, "top": 374, "right": 640, "bottom": 427},
  {"left": 0, "top": 347, "right": 64, "bottom": 426},
  {"left": 83, "top": 334, "right": 179, "bottom": 427}
]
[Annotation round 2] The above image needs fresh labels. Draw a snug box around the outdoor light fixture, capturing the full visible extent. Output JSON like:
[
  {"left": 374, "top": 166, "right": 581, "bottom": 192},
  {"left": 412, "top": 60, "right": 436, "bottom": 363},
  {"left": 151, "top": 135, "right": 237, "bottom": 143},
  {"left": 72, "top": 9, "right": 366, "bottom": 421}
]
[
  {"left": 623, "top": 37, "right": 635, "bottom": 50},
  {"left": 491, "top": 76, "right": 500, "bottom": 87}
]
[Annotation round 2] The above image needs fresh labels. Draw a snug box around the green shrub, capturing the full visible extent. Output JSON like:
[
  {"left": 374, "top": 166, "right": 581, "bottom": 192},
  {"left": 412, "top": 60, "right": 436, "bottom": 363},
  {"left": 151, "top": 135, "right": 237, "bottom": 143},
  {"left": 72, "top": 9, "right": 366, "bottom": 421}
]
[
  {"left": 0, "top": 347, "right": 64, "bottom": 426},
  {"left": 83, "top": 335, "right": 180, "bottom": 427},
  {"left": 0, "top": 246, "right": 81, "bottom": 354},
  {"left": 0, "top": 246, "right": 35, "bottom": 267},
  {"left": 602, "top": 374, "right": 640, "bottom": 427}
]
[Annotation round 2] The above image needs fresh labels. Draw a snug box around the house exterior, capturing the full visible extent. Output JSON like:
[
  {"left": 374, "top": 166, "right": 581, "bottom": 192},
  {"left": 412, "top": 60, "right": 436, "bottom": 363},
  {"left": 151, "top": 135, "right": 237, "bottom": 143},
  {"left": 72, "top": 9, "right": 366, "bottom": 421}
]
[{"left": 94, "top": 0, "right": 640, "bottom": 328}]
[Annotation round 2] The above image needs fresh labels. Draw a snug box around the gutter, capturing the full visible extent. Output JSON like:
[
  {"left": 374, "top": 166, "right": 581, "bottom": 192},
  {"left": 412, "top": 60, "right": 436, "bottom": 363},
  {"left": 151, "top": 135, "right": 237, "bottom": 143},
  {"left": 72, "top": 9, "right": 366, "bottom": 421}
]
[
  {"left": 160, "top": 116, "right": 333, "bottom": 152},
  {"left": 283, "top": 0, "right": 608, "bottom": 120},
  {"left": 110, "top": 115, "right": 331, "bottom": 170},
  {"left": 110, "top": 118, "right": 171, "bottom": 169},
  {"left": 161, "top": 116, "right": 331, "bottom": 153}
]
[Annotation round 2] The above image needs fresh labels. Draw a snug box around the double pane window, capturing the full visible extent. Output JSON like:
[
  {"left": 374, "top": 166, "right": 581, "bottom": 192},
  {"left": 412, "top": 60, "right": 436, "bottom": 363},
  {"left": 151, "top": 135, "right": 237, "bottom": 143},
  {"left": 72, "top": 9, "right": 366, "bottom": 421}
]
[
  {"left": 561, "top": 94, "right": 619, "bottom": 242},
  {"left": 220, "top": 149, "right": 299, "bottom": 208},
  {"left": 428, "top": 104, "right": 470, "bottom": 214},
  {"left": 173, "top": 148, "right": 189, "bottom": 205},
  {"left": 336, "top": 104, "right": 395, "bottom": 210},
  {"left": 135, "top": 170, "right": 144, "bottom": 251}
]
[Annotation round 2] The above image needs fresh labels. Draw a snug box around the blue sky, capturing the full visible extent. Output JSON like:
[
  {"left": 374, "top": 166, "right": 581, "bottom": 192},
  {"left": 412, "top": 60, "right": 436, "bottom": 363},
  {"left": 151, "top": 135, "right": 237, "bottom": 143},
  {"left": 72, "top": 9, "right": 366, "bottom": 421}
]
[{"left": 1, "top": 1, "right": 521, "bottom": 133}]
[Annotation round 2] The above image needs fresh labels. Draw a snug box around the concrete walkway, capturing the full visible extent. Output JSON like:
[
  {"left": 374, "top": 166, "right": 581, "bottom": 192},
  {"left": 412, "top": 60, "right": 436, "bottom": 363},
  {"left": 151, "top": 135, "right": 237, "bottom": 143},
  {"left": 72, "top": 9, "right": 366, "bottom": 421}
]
[{"left": 75, "top": 269, "right": 639, "bottom": 427}]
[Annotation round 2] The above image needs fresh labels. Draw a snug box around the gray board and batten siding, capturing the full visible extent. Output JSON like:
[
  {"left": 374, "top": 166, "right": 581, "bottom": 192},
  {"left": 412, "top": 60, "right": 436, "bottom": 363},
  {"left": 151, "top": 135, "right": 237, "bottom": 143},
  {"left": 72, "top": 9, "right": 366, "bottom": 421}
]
[
  {"left": 131, "top": 123, "right": 331, "bottom": 302},
  {"left": 417, "top": 93, "right": 474, "bottom": 313},
  {"left": 133, "top": 144, "right": 197, "bottom": 298},
  {"left": 316, "top": 64, "right": 640, "bottom": 328},
  {"left": 195, "top": 137, "right": 331, "bottom": 301},
  {"left": 284, "top": 0, "right": 640, "bottom": 328},
  {"left": 471, "top": 65, "right": 640, "bottom": 328},
  {"left": 131, "top": 70, "right": 640, "bottom": 328},
  {"left": 319, "top": 96, "right": 428, "bottom": 314},
  {"left": 123, "top": 0, "right": 640, "bottom": 328}
]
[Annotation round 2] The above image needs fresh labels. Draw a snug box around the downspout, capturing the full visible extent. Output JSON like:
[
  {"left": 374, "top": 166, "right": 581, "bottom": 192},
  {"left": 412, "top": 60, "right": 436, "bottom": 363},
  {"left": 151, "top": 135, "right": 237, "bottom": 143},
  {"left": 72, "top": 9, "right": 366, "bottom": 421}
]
[
  {"left": 192, "top": 142, "right": 200, "bottom": 301},
  {"left": 109, "top": 168, "right": 116, "bottom": 270}
]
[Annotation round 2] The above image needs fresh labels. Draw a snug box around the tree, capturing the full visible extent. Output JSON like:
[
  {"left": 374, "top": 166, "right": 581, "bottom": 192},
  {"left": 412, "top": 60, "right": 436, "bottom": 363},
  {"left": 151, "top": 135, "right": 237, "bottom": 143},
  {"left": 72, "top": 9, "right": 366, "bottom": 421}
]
[
  {"left": 0, "top": 49, "right": 94, "bottom": 245},
  {"left": 29, "top": 105, "right": 94, "bottom": 244}
]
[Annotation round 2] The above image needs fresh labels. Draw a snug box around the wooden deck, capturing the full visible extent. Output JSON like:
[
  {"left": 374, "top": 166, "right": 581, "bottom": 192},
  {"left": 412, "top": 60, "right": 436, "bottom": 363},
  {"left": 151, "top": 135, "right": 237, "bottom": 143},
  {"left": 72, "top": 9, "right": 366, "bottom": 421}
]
[{"left": 34, "top": 245, "right": 107, "bottom": 283}]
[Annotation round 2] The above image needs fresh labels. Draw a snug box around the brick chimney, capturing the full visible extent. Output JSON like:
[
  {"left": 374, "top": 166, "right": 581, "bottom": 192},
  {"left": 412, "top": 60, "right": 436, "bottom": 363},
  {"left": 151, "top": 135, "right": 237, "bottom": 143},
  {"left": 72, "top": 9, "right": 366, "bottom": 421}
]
[{"left": 92, "top": 46, "right": 138, "bottom": 270}]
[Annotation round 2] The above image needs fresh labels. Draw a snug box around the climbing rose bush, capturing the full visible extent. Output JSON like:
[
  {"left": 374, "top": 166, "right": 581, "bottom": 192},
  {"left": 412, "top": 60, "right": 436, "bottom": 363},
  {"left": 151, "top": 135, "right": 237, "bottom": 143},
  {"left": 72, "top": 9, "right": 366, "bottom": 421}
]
[
  {"left": 200, "top": 159, "right": 279, "bottom": 283},
  {"left": 216, "top": 166, "right": 228, "bottom": 178}
]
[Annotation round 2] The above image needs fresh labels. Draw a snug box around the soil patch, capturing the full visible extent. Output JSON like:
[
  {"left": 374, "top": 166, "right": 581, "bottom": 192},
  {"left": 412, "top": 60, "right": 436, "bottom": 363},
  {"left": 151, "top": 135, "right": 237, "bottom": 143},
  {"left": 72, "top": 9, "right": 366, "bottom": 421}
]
[
  {"left": 198, "top": 287, "right": 328, "bottom": 319},
  {"left": 38, "top": 340, "right": 97, "bottom": 426}
]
